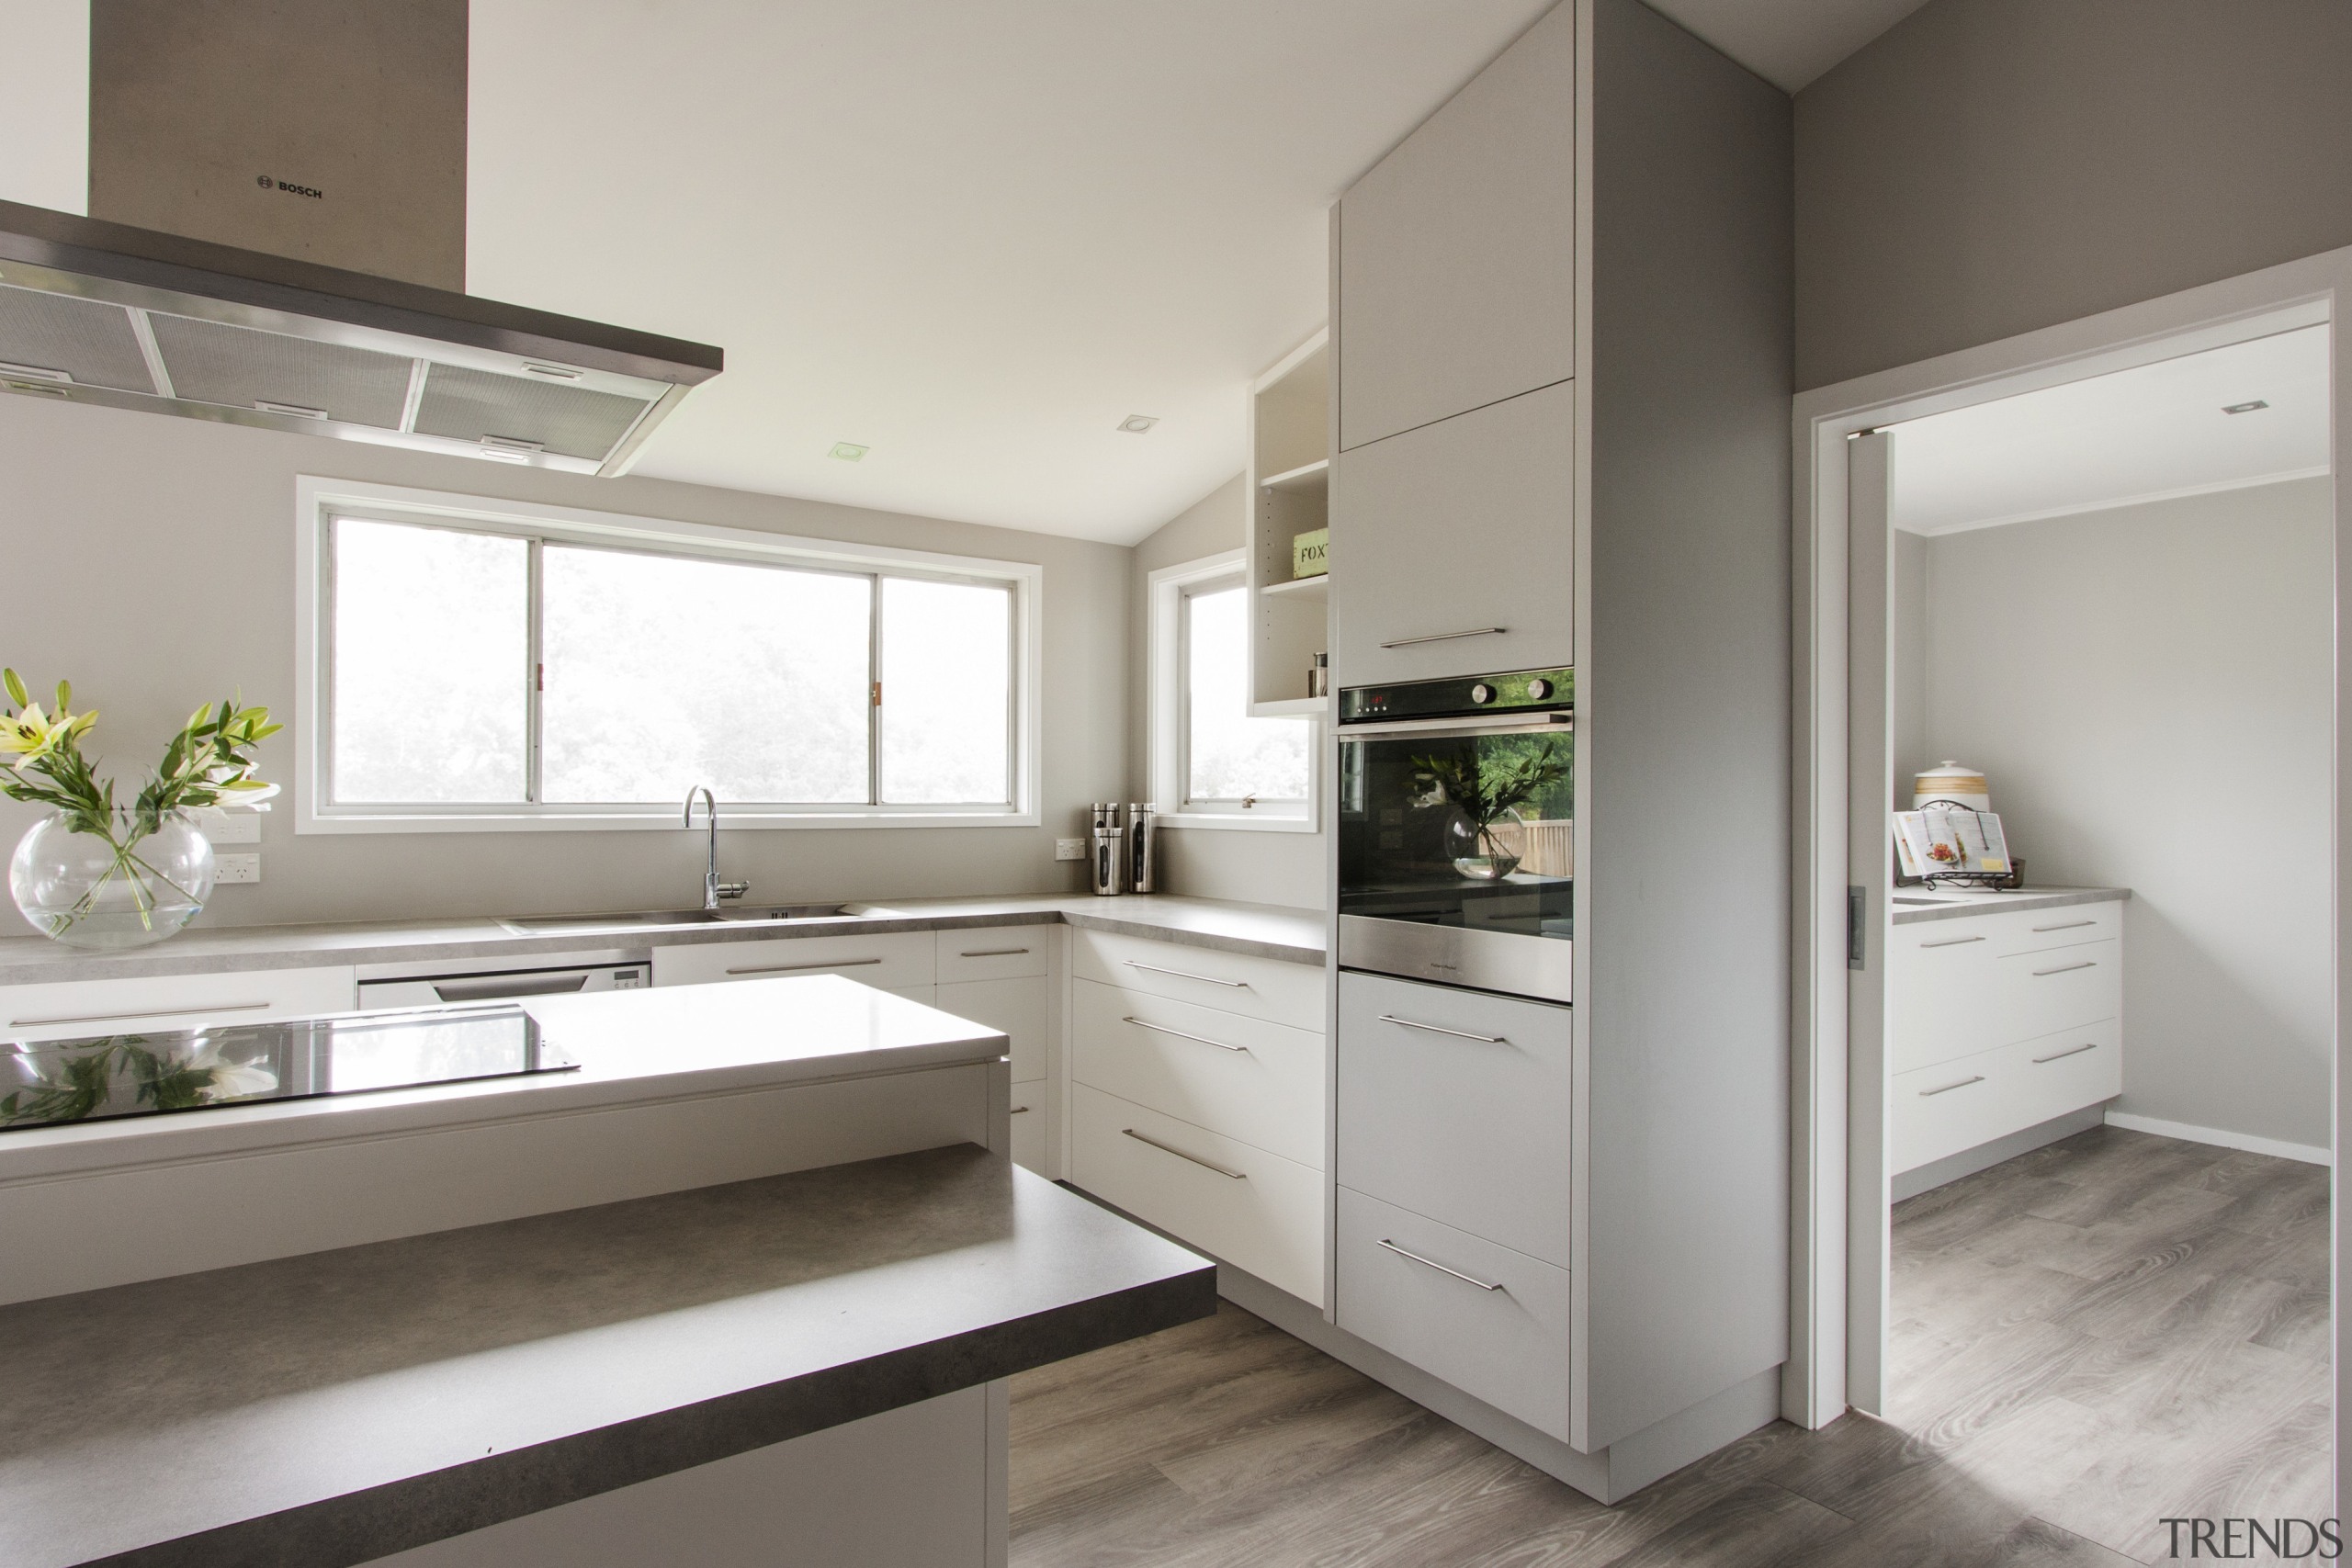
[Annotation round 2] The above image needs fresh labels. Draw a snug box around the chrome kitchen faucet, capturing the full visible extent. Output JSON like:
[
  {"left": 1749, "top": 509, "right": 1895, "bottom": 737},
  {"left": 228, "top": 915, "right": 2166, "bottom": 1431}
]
[{"left": 684, "top": 787, "right": 751, "bottom": 911}]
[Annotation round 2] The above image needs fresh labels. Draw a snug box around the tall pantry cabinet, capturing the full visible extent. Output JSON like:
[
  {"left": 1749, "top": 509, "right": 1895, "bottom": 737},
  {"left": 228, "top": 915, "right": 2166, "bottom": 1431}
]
[{"left": 1317, "top": 0, "right": 1794, "bottom": 1502}]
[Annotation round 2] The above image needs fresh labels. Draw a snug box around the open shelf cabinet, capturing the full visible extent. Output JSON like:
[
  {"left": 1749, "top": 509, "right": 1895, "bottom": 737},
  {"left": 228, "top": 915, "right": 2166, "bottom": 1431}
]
[{"left": 1247, "top": 329, "right": 1331, "bottom": 716}]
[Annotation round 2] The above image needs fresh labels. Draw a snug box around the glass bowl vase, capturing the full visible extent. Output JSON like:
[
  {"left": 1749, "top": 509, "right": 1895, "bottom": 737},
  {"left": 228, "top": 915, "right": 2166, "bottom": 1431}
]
[
  {"left": 9, "top": 807, "right": 216, "bottom": 951},
  {"left": 1446, "top": 807, "right": 1525, "bottom": 881}
]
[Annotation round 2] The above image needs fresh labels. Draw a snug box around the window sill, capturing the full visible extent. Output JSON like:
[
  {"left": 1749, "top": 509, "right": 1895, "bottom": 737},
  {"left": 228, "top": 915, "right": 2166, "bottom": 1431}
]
[
  {"left": 1154, "top": 810, "right": 1317, "bottom": 835},
  {"left": 298, "top": 809, "right": 1041, "bottom": 835}
]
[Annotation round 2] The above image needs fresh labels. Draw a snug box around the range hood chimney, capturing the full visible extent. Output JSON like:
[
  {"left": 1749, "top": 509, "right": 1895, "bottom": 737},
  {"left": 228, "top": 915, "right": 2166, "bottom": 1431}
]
[{"left": 0, "top": 0, "right": 719, "bottom": 477}]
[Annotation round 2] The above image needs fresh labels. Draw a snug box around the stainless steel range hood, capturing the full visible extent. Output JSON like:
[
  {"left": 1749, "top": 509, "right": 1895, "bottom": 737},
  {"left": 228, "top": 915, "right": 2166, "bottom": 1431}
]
[{"left": 0, "top": 198, "right": 722, "bottom": 477}]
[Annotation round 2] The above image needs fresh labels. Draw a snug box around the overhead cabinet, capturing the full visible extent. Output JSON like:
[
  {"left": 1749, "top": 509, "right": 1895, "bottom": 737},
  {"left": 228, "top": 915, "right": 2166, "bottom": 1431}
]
[
  {"left": 1330, "top": 378, "right": 1574, "bottom": 684},
  {"left": 1335, "top": 4, "right": 1577, "bottom": 450}
]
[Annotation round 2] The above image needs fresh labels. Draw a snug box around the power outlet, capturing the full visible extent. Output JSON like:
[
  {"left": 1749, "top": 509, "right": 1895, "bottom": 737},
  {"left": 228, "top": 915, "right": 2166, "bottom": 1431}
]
[
  {"left": 1054, "top": 838, "right": 1086, "bottom": 862},
  {"left": 213, "top": 853, "right": 261, "bottom": 884},
  {"left": 201, "top": 813, "right": 262, "bottom": 846}
]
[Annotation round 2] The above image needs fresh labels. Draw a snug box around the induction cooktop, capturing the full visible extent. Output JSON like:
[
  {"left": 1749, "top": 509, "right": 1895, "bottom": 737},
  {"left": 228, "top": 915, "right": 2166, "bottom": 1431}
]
[{"left": 0, "top": 1004, "right": 577, "bottom": 1133}]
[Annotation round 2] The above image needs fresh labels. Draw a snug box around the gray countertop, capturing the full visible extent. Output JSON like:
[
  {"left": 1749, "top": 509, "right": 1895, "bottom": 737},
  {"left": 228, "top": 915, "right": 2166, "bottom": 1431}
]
[
  {"left": 1889, "top": 885, "right": 2130, "bottom": 925},
  {"left": 0, "top": 1144, "right": 1215, "bottom": 1568},
  {"left": 0, "top": 893, "right": 1327, "bottom": 987}
]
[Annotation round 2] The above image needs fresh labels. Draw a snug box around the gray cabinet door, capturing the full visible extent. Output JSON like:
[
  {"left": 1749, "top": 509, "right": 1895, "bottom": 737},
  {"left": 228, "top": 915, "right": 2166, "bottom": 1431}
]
[
  {"left": 1330, "top": 380, "right": 1574, "bottom": 686},
  {"left": 1336, "top": 971, "right": 1571, "bottom": 1266},
  {"left": 1335, "top": 0, "right": 1574, "bottom": 451}
]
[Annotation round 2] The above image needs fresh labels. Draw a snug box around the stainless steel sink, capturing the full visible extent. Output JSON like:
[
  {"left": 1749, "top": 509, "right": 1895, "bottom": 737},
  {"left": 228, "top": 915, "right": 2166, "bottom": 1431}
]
[{"left": 498, "top": 904, "right": 857, "bottom": 936}]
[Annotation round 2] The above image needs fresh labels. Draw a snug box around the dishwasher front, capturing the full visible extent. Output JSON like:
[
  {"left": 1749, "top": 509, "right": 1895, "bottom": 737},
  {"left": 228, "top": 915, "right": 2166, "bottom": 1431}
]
[{"left": 356, "top": 959, "right": 650, "bottom": 1009}]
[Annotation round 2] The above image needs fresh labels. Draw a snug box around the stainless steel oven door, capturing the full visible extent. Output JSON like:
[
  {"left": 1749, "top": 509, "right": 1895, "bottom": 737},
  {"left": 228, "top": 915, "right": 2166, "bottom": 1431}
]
[{"left": 1336, "top": 711, "right": 1574, "bottom": 1003}]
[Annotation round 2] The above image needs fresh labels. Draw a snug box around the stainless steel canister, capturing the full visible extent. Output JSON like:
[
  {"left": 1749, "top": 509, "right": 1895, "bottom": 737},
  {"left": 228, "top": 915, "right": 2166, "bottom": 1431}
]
[
  {"left": 1089, "top": 802, "right": 1127, "bottom": 895},
  {"left": 1126, "top": 803, "right": 1157, "bottom": 894}
]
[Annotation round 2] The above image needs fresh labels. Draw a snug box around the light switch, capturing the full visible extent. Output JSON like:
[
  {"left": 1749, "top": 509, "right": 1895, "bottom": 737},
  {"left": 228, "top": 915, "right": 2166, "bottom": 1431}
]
[
  {"left": 1054, "top": 838, "right": 1086, "bottom": 862},
  {"left": 201, "top": 814, "right": 262, "bottom": 845},
  {"left": 213, "top": 853, "right": 261, "bottom": 884}
]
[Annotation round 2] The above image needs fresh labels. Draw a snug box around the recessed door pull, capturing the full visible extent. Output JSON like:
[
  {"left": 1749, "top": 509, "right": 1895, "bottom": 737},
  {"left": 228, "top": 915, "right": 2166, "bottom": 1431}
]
[
  {"left": 1378, "top": 1238, "right": 1504, "bottom": 1292},
  {"left": 1920, "top": 1075, "right": 1986, "bottom": 1097},
  {"left": 2030, "top": 961, "right": 2096, "bottom": 977},
  {"left": 1123, "top": 960, "right": 1248, "bottom": 988},
  {"left": 2030, "top": 919, "right": 2098, "bottom": 933},
  {"left": 2031, "top": 1042, "right": 2099, "bottom": 1064},
  {"left": 1379, "top": 626, "right": 1507, "bottom": 649},
  {"left": 1918, "top": 934, "right": 1986, "bottom": 949},
  {"left": 11, "top": 999, "right": 271, "bottom": 1029},
  {"left": 1122, "top": 1128, "right": 1247, "bottom": 1179},
  {"left": 726, "top": 956, "right": 883, "bottom": 976},
  {"left": 1377, "top": 1013, "right": 1506, "bottom": 1043},
  {"left": 1010, "top": 1104, "right": 1033, "bottom": 1114},
  {"left": 958, "top": 947, "right": 1032, "bottom": 958},
  {"left": 1123, "top": 1016, "right": 1247, "bottom": 1053}
]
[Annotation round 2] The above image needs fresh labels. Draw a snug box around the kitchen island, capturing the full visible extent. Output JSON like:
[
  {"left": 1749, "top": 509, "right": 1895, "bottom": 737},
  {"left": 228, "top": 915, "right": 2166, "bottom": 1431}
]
[{"left": 0, "top": 976, "right": 1216, "bottom": 1566}]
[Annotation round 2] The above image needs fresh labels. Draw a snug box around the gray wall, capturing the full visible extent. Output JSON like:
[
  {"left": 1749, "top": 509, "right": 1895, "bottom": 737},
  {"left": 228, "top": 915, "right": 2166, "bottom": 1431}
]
[
  {"left": 1902, "top": 479, "right": 2333, "bottom": 1150},
  {"left": 1794, "top": 0, "right": 2352, "bottom": 389},
  {"left": 0, "top": 392, "right": 1124, "bottom": 931},
  {"left": 1127, "top": 475, "right": 1326, "bottom": 909}
]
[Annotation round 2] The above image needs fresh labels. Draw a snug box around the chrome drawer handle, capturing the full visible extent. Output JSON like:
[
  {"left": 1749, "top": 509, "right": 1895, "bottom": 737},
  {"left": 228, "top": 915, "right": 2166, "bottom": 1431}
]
[
  {"left": 1124, "top": 959, "right": 1248, "bottom": 988},
  {"left": 1123, "top": 1016, "right": 1247, "bottom": 1053},
  {"left": 1378, "top": 1238, "right": 1504, "bottom": 1292},
  {"left": 1377, "top": 1013, "right": 1506, "bottom": 1044},
  {"left": 2030, "top": 919, "right": 2097, "bottom": 933},
  {"left": 10, "top": 999, "right": 271, "bottom": 1029},
  {"left": 1919, "top": 1075, "right": 1986, "bottom": 1097},
  {"left": 958, "top": 947, "right": 1031, "bottom": 958},
  {"left": 1122, "top": 1128, "right": 1246, "bottom": 1179},
  {"left": 434, "top": 974, "right": 589, "bottom": 1002},
  {"left": 2032, "top": 1042, "right": 2100, "bottom": 1064},
  {"left": 726, "top": 956, "right": 883, "bottom": 976},
  {"left": 1918, "top": 934, "right": 1986, "bottom": 949},
  {"left": 2031, "top": 961, "right": 2096, "bottom": 977},
  {"left": 1380, "top": 626, "right": 1507, "bottom": 649}
]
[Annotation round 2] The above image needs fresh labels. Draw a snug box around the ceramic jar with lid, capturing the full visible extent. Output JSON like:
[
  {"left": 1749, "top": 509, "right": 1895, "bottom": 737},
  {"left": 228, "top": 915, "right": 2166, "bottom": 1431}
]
[{"left": 1913, "top": 760, "right": 1989, "bottom": 811}]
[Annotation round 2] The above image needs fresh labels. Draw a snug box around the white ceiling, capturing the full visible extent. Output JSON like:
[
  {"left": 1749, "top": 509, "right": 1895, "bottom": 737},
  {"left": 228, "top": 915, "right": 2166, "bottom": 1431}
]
[
  {"left": 5, "top": 1, "right": 1932, "bottom": 546},
  {"left": 1887, "top": 325, "right": 2332, "bottom": 536}
]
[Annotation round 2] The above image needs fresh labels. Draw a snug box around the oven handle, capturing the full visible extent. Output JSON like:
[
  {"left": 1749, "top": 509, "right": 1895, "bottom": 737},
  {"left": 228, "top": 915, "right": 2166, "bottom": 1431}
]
[{"left": 1337, "top": 712, "right": 1574, "bottom": 740}]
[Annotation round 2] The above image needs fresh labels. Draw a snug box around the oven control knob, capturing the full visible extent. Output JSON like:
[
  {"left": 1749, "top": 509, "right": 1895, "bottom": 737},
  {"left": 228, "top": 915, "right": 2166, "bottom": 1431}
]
[
  {"left": 1527, "top": 678, "right": 1552, "bottom": 700},
  {"left": 1470, "top": 682, "right": 1495, "bottom": 705}
]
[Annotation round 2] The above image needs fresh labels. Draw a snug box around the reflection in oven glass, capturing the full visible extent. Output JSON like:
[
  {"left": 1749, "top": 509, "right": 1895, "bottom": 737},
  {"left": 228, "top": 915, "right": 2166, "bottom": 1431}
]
[{"left": 1340, "top": 727, "right": 1574, "bottom": 941}]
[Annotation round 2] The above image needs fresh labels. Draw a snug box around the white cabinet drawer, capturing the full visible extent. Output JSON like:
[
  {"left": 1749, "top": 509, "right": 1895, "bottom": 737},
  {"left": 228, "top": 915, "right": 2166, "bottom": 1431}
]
[
  {"left": 1336, "top": 1185, "right": 1571, "bottom": 1441},
  {"left": 652, "top": 931, "right": 933, "bottom": 990},
  {"left": 1994, "top": 901, "right": 2120, "bottom": 955},
  {"left": 1337, "top": 972, "right": 1570, "bottom": 1266},
  {"left": 937, "top": 976, "right": 1048, "bottom": 1081},
  {"left": 1070, "top": 1082, "right": 1323, "bottom": 1304},
  {"left": 1, "top": 966, "right": 358, "bottom": 1043},
  {"left": 1072, "top": 978, "right": 1324, "bottom": 1168},
  {"left": 935, "top": 926, "right": 1050, "bottom": 984},
  {"left": 1009, "top": 1077, "right": 1048, "bottom": 1175},
  {"left": 1889, "top": 922, "right": 1998, "bottom": 1074},
  {"left": 1072, "top": 931, "right": 1325, "bottom": 1032},
  {"left": 1995, "top": 940, "right": 2119, "bottom": 1044},
  {"left": 1892, "top": 1019, "right": 2121, "bottom": 1173}
]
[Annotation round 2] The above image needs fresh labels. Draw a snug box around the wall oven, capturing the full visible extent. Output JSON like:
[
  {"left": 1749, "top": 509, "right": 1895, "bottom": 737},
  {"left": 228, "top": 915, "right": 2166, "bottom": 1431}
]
[{"left": 1336, "top": 669, "right": 1574, "bottom": 1003}]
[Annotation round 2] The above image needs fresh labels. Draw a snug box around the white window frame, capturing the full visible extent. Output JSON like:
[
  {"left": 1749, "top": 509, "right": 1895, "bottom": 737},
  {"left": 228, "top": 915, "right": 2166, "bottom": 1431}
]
[
  {"left": 293, "top": 475, "right": 1042, "bottom": 833},
  {"left": 1146, "top": 550, "right": 1318, "bottom": 832}
]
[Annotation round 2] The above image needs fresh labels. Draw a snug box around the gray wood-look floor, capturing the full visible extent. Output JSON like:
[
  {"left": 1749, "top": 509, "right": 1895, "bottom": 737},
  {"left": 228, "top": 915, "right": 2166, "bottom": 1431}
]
[{"left": 1010, "top": 1127, "right": 2329, "bottom": 1566}]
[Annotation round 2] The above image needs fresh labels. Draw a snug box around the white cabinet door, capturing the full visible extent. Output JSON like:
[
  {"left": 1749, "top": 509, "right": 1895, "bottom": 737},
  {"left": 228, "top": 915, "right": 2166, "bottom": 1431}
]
[
  {"left": 651, "top": 931, "right": 934, "bottom": 991},
  {"left": 1071, "top": 979, "right": 1325, "bottom": 1168},
  {"left": 1330, "top": 381, "right": 1574, "bottom": 686},
  {"left": 1887, "top": 919, "right": 1998, "bottom": 1074},
  {"left": 0, "top": 965, "right": 358, "bottom": 1042},
  {"left": 934, "top": 927, "right": 1050, "bottom": 985},
  {"left": 935, "top": 976, "right": 1048, "bottom": 1082},
  {"left": 1070, "top": 1082, "right": 1324, "bottom": 1304},
  {"left": 1009, "top": 1078, "right": 1048, "bottom": 1175},
  {"left": 1070, "top": 930, "right": 1326, "bottom": 1032},
  {"left": 1336, "top": 972, "right": 1571, "bottom": 1267},
  {"left": 1335, "top": 0, "right": 1575, "bottom": 450}
]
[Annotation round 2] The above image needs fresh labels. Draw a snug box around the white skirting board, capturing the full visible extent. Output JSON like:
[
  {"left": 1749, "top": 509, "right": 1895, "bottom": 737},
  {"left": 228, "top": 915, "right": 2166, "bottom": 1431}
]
[{"left": 2103, "top": 1109, "right": 2331, "bottom": 1167}]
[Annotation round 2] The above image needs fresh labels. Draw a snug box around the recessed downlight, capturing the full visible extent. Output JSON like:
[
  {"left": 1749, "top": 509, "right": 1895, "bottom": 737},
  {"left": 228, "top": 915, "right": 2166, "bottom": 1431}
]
[
  {"left": 830, "top": 441, "right": 869, "bottom": 462},
  {"left": 1117, "top": 414, "right": 1159, "bottom": 434},
  {"left": 2222, "top": 400, "right": 2270, "bottom": 414}
]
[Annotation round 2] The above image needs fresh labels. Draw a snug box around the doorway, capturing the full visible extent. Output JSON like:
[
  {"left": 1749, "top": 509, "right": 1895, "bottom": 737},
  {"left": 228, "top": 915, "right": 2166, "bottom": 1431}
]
[{"left": 1791, "top": 251, "right": 2352, "bottom": 1517}]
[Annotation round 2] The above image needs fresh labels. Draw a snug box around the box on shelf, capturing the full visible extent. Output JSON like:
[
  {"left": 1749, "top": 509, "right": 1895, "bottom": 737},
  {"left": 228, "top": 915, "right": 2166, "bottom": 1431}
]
[{"left": 1292, "top": 528, "right": 1328, "bottom": 580}]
